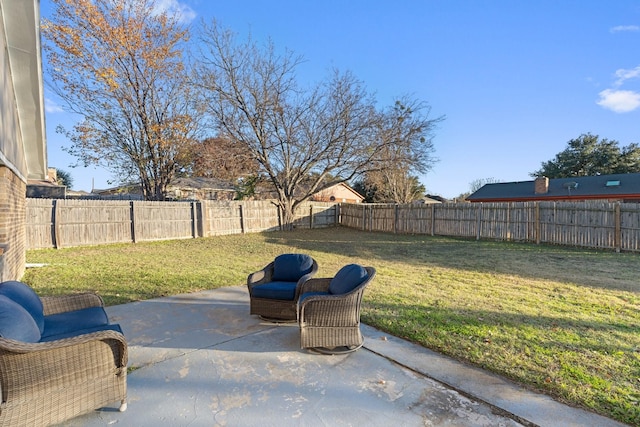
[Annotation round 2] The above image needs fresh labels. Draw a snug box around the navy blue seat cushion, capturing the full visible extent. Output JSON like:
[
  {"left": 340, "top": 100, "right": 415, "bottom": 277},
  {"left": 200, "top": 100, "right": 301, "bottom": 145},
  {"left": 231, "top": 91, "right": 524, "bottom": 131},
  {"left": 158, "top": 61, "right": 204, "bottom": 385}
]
[
  {"left": 328, "top": 264, "right": 368, "bottom": 295},
  {"left": 42, "top": 307, "right": 110, "bottom": 339},
  {"left": 0, "top": 295, "right": 41, "bottom": 342},
  {"left": 0, "top": 281, "right": 45, "bottom": 334},
  {"left": 40, "top": 323, "right": 123, "bottom": 342},
  {"left": 251, "top": 281, "right": 297, "bottom": 300},
  {"left": 299, "top": 291, "right": 330, "bottom": 303},
  {"left": 272, "top": 254, "right": 313, "bottom": 282}
]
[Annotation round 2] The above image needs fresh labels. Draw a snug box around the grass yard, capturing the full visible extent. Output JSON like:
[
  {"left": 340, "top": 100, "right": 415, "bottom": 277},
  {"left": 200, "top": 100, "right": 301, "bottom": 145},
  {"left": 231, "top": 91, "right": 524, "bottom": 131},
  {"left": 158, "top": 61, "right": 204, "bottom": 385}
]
[{"left": 23, "top": 226, "right": 640, "bottom": 425}]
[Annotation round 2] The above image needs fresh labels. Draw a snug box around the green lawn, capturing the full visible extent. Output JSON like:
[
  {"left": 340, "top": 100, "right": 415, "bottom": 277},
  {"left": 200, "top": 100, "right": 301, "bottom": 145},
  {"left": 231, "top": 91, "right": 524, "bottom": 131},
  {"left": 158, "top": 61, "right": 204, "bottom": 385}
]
[{"left": 23, "top": 226, "right": 640, "bottom": 425}]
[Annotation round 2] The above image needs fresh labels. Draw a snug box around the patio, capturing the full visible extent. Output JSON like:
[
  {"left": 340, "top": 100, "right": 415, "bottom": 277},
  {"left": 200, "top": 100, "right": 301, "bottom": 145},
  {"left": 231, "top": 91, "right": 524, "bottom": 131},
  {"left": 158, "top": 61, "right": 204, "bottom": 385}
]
[{"left": 58, "top": 286, "right": 624, "bottom": 426}]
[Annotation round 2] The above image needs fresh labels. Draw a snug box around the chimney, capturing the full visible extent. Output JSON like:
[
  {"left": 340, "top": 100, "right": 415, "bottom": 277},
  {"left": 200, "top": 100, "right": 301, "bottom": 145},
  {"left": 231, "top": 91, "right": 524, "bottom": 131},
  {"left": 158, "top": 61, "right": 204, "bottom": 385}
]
[
  {"left": 534, "top": 176, "right": 549, "bottom": 194},
  {"left": 47, "top": 168, "right": 58, "bottom": 184}
]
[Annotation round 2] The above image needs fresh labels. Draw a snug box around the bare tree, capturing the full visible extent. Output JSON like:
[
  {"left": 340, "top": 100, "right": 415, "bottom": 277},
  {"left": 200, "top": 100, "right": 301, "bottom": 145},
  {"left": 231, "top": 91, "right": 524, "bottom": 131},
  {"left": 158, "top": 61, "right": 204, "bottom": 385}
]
[
  {"left": 186, "top": 136, "right": 260, "bottom": 181},
  {"left": 42, "top": 0, "right": 203, "bottom": 200},
  {"left": 469, "top": 177, "right": 501, "bottom": 193},
  {"left": 196, "top": 22, "right": 442, "bottom": 227}
]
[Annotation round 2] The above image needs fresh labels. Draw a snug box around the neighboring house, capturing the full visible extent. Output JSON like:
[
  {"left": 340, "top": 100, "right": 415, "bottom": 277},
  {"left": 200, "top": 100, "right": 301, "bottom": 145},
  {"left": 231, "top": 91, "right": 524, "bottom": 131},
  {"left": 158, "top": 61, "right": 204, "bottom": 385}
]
[
  {"left": 310, "top": 183, "right": 364, "bottom": 203},
  {"left": 93, "top": 177, "right": 236, "bottom": 201},
  {"left": 166, "top": 177, "right": 236, "bottom": 201},
  {"left": 0, "top": 0, "right": 47, "bottom": 280},
  {"left": 92, "top": 183, "right": 143, "bottom": 200},
  {"left": 27, "top": 168, "right": 66, "bottom": 198},
  {"left": 467, "top": 174, "right": 640, "bottom": 203}
]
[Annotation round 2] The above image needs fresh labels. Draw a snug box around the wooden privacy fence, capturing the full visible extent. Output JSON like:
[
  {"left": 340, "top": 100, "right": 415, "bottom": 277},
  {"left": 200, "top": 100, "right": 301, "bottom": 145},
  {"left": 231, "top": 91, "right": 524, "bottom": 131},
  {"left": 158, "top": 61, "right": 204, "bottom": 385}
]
[
  {"left": 339, "top": 201, "right": 640, "bottom": 252},
  {"left": 26, "top": 199, "right": 338, "bottom": 249},
  {"left": 26, "top": 199, "right": 640, "bottom": 252}
]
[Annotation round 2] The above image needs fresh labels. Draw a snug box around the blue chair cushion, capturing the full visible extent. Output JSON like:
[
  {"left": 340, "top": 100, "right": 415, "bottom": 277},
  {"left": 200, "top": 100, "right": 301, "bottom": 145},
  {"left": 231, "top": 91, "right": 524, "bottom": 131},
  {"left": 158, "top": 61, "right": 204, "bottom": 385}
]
[
  {"left": 328, "top": 264, "right": 368, "bottom": 295},
  {"left": 42, "top": 307, "right": 110, "bottom": 339},
  {"left": 40, "top": 323, "right": 123, "bottom": 342},
  {"left": 272, "top": 254, "right": 313, "bottom": 282},
  {"left": 0, "top": 281, "right": 45, "bottom": 334},
  {"left": 0, "top": 295, "right": 41, "bottom": 342},
  {"left": 251, "top": 281, "right": 297, "bottom": 300},
  {"left": 299, "top": 291, "right": 330, "bottom": 303}
]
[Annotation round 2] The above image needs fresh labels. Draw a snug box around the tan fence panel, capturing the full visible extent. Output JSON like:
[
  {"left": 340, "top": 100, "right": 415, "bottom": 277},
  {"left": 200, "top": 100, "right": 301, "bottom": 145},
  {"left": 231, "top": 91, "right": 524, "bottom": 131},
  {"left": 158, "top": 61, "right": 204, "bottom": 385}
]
[
  {"left": 243, "top": 201, "right": 281, "bottom": 232},
  {"left": 397, "top": 204, "right": 434, "bottom": 234},
  {"left": 621, "top": 203, "right": 640, "bottom": 252},
  {"left": 338, "top": 200, "right": 640, "bottom": 253},
  {"left": 25, "top": 199, "right": 55, "bottom": 249},
  {"left": 203, "top": 201, "right": 243, "bottom": 236},
  {"left": 292, "top": 202, "right": 337, "bottom": 229},
  {"left": 433, "top": 203, "right": 478, "bottom": 238},
  {"left": 336, "top": 203, "right": 365, "bottom": 230},
  {"left": 58, "top": 200, "right": 132, "bottom": 248},
  {"left": 133, "top": 201, "right": 194, "bottom": 242}
]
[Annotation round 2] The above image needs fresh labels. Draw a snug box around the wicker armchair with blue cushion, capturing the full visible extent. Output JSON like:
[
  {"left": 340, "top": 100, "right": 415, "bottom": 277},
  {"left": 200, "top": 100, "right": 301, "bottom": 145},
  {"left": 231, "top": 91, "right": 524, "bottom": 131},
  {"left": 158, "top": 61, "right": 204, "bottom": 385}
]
[
  {"left": 247, "top": 253, "right": 318, "bottom": 321},
  {"left": 298, "top": 264, "right": 376, "bottom": 354},
  {"left": 0, "top": 281, "right": 127, "bottom": 427}
]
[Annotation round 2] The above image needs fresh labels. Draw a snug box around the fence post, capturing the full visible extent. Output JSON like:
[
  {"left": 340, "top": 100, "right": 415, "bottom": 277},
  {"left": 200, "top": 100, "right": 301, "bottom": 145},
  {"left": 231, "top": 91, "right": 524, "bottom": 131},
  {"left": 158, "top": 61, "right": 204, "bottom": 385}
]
[
  {"left": 535, "top": 202, "right": 541, "bottom": 244},
  {"left": 52, "top": 199, "right": 60, "bottom": 249},
  {"left": 239, "top": 204, "right": 245, "bottom": 233},
  {"left": 431, "top": 204, "right": 435, "bottom": 236},
  {"left": 309, "top": 204, "right": 314, "bottom": 229},
  {"left": 476, "top": 203, "right": 482, "bottom": 240},
  {"left": 130, "top": 201, "right": 137, "bottom": 243},
  {"left": 506, "top": 203, "right": 511, "bottom": 241},
  {"left": 394, "top": 204, "right": 399, "bottom": 234},
  {"left": 190, "top": 202, "right": 197, "bottom": 238},
  {"left": 199, "top": 201, "right": 208, "bottom": 237},
  {"left": 615, "top": 202, "right": 621, "bottom": 252},
  {"left": 335, "top": 203, "right": 340, "bottom": 226}
]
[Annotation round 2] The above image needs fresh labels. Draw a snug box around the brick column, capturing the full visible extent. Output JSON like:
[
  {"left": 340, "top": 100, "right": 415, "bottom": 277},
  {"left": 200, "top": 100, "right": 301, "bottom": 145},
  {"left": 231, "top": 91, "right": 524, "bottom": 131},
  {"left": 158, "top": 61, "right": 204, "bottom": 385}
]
[{"left": 0, "top": 166, "right": 27, "bottom": 281}]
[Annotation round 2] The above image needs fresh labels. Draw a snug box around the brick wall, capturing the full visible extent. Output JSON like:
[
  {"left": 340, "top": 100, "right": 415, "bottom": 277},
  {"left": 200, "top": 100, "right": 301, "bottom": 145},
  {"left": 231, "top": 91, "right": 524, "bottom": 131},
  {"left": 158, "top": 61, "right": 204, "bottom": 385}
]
[{"left": 0, "top": 165, "right": 26, "bottom": 281}]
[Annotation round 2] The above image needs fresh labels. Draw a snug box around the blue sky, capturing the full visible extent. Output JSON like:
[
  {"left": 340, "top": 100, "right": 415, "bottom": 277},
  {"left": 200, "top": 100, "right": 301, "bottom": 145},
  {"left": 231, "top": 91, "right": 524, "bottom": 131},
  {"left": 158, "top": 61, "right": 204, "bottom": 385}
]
[{"left": 41, "top": 0, "right": 640, "bottom": 198}]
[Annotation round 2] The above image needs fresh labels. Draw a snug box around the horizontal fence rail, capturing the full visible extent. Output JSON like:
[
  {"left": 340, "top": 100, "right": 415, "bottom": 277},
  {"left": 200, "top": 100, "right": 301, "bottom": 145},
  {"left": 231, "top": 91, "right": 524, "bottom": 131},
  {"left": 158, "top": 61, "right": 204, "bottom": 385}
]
[
  {"left": 26, "top": 199, "right": 338, "bottom": 249},
  {"left": 339, "top": 201, "right": 640, "bottom": 253}
]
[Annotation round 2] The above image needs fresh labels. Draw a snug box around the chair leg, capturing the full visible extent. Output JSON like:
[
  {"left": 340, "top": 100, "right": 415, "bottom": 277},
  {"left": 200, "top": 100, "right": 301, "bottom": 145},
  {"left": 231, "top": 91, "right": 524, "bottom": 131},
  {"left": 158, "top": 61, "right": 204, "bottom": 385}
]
[{"left": 119, "top": 400, "right": 128, "bottom": 412}]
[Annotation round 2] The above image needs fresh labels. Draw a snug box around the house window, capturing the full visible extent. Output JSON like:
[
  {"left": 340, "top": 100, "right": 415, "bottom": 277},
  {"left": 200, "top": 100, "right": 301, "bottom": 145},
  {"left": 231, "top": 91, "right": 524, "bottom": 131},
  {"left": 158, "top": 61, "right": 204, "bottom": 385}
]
[{"left": 606, "top": 180, "right": 620, "bottom": 187}]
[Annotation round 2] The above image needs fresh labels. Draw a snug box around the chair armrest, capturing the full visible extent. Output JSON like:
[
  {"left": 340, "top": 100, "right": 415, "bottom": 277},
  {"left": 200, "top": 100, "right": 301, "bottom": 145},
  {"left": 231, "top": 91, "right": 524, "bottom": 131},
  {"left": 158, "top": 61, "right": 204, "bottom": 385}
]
[
  {"left": 41, "top": 292, "right": 105, "bottom": 315},
  {"left": 0, "top": 329, "right": 127, "bottom": 364},
  {"left": 299, "top": 277, "right": 331, "bottom": 294},
  {"left": 0, "top": 331, "right": 127, "bottom": 404},
  {"left": 247, "top": 262, "right": 275, "bottom": 290}
]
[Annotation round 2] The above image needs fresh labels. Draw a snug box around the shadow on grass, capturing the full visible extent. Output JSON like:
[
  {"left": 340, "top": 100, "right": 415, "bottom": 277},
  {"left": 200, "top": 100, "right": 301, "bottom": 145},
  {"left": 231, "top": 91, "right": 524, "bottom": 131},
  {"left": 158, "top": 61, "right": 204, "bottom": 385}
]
[{"left": 262, "top": 227, "right": 640, "bottom": 294}]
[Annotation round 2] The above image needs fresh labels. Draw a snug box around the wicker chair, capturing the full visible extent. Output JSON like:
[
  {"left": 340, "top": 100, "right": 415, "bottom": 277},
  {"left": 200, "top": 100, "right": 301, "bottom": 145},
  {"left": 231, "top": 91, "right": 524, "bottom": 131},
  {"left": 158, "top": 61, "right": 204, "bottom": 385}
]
[
  {"left": 247, "top": 253, "right": 318, "bottom": 321},
  {"left": 298, "top": 265, "right": 376, "bottom": 354},
  {"left": 0, "top": 282, "right": 127, "bottom": 426}
]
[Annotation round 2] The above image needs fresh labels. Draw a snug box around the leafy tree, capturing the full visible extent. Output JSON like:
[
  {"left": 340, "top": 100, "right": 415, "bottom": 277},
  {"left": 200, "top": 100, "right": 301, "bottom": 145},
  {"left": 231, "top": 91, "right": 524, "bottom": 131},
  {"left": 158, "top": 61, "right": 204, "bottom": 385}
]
[
  {"left": 196, "top": 22, "right": 442, "bottom": 227},
  {"left": 55, "top": 169, "right": 73, "bottom": 189},
  {"left": 531, "top": 134, "right": 640, "bottom": 178},
  {"left": 42, "top": 0, "right": 203, "bottom": 200}
]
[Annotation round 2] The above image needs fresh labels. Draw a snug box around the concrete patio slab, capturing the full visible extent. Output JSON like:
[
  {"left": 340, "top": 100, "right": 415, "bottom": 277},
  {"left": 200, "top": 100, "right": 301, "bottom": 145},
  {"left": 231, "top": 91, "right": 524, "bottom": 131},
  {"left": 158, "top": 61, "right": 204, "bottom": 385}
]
[{"left": 57, "top": 286, "right": 626, "bottom": 427}]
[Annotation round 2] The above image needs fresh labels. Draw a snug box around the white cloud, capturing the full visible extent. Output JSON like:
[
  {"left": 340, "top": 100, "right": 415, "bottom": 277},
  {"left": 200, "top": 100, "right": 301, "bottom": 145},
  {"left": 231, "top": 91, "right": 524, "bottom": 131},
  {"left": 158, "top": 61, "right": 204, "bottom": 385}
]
[
  {"left": 153, "top": 0, "right": 197, "bottom": 24},
  {"left": 614, "top": 65, "right": 640, "bottom": 86},
  {"left": 597, "top": 89, "right": 640, "bottom": 113},
  {"left": 610, "top": 25, "right": 640, "bottom": 33},
  {"left": 44, "top": 97, "right": 64, "bottom": 114}
]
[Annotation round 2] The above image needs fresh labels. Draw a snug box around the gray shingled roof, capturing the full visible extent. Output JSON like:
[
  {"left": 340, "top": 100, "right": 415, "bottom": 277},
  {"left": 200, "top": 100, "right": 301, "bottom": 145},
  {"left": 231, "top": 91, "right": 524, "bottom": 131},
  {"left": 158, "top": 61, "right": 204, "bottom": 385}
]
[{"left": 467, "top": 173, "right": 640, "bottom": 201}]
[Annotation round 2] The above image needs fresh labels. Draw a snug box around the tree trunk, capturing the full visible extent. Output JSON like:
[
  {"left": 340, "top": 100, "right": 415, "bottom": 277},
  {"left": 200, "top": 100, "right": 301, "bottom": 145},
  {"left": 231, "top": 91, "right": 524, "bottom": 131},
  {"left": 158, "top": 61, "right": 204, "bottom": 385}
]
[{"left": 279, "top": 198, "right": 296, "bottom": 231}]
